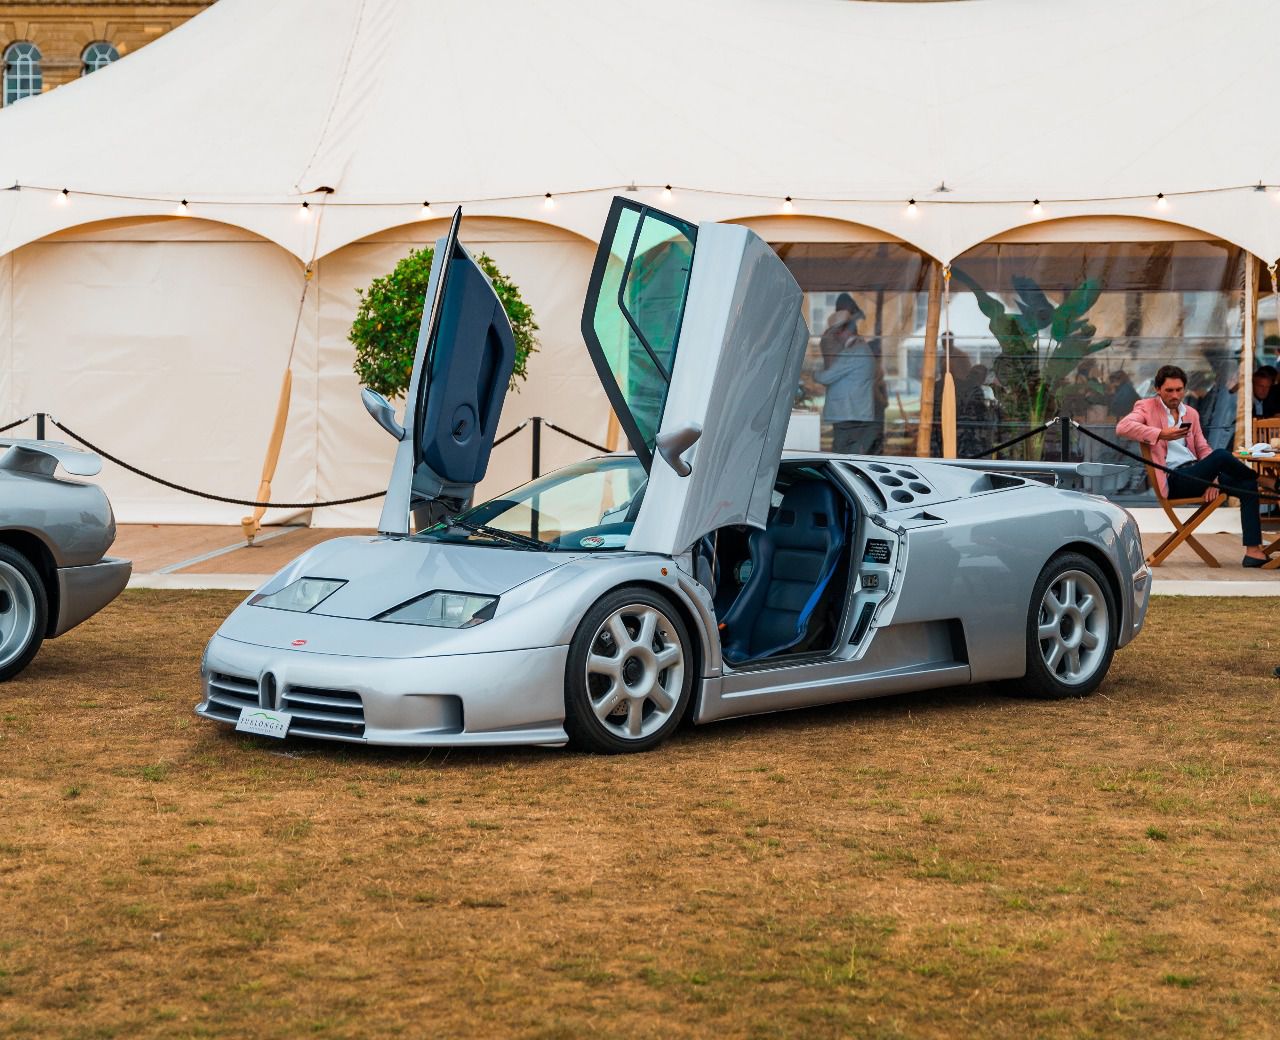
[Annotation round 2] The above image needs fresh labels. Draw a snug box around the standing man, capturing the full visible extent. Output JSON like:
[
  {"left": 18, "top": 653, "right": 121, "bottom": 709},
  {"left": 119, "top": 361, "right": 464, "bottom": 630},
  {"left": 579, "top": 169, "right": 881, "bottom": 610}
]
[
  {"left": 816, "top": 293, "right": 880, "bottom": 455},
  {"left": 1116, "top": 364, "right": 1268, "bottom": 568}
]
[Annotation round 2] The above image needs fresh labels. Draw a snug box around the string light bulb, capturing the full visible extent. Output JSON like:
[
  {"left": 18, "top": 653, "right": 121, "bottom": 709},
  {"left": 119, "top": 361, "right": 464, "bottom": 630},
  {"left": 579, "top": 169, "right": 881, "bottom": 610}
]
[
  {"left": 421, "top": 201, "right": 432, "bottom": 216},
  {"left": 56, "top": 187, "right": 69, "bottom": 206},
  {"left": 1156, "top": 192, "right": 1168, "bottom": 210},
  {"left": 781, "top": 195, "right": 794, "bottom": 213},
  {"left": 906, "top": 198, "right": 918, "bottom": 218},
  {"left": 661, "top": 184, "right": 672, "bottom": 201},
  {"left": 297, "top": 199, "right": 312, "bottom": 221},
  {"left": 1032, "top": 198, "right": 1042, "bottom": 215},
  {"left": 543, "top": 192, "right": 555, "bottom": 210}
]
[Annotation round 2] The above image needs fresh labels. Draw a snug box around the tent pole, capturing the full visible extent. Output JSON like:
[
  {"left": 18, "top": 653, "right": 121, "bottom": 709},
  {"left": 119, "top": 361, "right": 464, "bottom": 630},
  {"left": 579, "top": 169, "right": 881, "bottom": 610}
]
[
  {"left": 240, "top": 368, "right": 295, "bottom": 545},
  {"left": 1238, "top": 257, "right": 1259, "bottom": 451},
  {"left": 916, "top": 263, "right": 942, "bottom": 456},
  {"left": 941, "top": 265, "right": 957, "bottom": 459},
  {"left": 605, "top": 409, "right": 622, "bottom": 452}
]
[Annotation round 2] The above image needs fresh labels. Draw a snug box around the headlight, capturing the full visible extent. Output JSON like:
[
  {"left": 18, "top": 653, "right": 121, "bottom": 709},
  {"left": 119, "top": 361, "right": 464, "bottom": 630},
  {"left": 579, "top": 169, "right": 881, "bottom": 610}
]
[
  {"left": 377, "top": 591, "right": 498, "bottom": 629},
  {"left": 250, "top": 577, "right": 345, "bottom": 613}
]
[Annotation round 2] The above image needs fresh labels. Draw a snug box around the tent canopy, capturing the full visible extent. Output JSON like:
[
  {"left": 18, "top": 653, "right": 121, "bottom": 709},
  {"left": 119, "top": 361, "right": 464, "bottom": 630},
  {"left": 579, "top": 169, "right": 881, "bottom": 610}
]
[{"left": 2, "top": 0, "right": 1279, "bottom": 264}]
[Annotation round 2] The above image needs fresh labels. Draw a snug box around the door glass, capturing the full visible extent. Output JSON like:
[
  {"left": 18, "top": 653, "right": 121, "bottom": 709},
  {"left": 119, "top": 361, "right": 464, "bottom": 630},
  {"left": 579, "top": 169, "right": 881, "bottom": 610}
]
[{"left": 587, "top": 201, "right": 696, "bottom": 460}]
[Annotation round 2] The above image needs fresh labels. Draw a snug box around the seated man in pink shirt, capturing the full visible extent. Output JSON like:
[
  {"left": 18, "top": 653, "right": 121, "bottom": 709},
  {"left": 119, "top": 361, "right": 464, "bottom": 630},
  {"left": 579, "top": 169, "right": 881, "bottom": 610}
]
[{"left": 1117, "top": 364, "right": 1268, "bottom": 568}]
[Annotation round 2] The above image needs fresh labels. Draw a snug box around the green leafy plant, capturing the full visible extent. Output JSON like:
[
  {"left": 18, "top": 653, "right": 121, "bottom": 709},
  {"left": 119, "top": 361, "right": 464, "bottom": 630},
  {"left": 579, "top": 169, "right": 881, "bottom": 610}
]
[
  {"left": 350, "top": 247, "right": 538, "bottom": 400},
  {"left": 951, "top": 271, "right": 1112, "bottom": 427}
]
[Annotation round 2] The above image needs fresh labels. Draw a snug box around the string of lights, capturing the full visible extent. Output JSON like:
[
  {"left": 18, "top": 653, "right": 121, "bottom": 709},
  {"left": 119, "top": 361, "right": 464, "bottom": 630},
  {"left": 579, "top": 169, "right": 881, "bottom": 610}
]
[{"left": 7, "top": 179, "right": 1280, "bottom": 216}]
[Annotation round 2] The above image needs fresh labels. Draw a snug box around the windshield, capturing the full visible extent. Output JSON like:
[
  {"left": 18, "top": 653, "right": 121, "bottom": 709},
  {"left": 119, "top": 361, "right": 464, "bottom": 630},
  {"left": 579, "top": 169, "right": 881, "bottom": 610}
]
[{"left": 416, "top": 456, "right": 647, "bottom": 552}]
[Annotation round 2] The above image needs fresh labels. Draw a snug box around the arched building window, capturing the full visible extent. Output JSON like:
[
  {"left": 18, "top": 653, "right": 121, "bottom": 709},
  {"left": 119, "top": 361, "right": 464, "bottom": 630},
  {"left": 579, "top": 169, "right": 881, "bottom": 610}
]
[
  {"left": 81, "top": 42, "right": 120, "bottom": 76},
  {"left": 3, "top": 42, "right": 42, "bottom": 106}
]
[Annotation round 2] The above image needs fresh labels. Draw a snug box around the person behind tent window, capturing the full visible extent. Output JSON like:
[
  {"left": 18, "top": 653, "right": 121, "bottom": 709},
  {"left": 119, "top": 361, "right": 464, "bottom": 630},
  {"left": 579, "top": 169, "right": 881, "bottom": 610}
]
[
  {"left": 1116, "top": 364, "right": 1270, "bottom": 568},
  {"left": 1253, "top": 365, "right": 1280, "bottom": 419},
  {"left": 1107, "top": 369, "right": 1140, "bottom": 419},
  {"left": 815, "top": 293, "right": 882, "bottom": 455}
]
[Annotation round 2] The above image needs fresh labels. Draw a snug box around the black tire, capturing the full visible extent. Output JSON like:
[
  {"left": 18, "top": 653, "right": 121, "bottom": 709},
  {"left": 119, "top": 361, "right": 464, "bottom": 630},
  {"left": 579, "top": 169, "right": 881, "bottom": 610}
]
[
  {"left": 1005, "top": 551, "right": 1117, "bottom": 700},
  {"left": 564, "top": 587, "right": 694, "bottom": 754},
  {"left": 0, "top": 544, "right": 48, "bottom": 682}
]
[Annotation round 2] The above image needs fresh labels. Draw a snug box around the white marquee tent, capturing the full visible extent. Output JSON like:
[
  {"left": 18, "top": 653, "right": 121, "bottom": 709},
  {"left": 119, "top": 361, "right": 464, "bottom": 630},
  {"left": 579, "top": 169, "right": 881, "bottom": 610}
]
[{"left": 2, "top": 0, "right": 1278, "bottom": 524}]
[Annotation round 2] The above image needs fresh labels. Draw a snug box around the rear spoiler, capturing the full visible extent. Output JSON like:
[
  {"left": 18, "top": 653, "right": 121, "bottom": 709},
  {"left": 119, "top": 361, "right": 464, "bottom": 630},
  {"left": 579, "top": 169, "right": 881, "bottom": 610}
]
[
  {"left": 930, "top": 458, "right": 1129, "bottom": 482},
  {"left": 0, "top": 439, "right": 103, "bottom": 478}
]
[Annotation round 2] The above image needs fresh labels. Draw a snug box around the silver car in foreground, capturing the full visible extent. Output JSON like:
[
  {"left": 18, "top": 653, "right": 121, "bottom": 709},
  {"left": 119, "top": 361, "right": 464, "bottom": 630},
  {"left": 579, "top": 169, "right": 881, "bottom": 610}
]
[
  {"left": 198, "top": 200, "right": 1149, "bottom": 753},
  {"left": 0, "top": 439, "right": 131, "bottom": 680}
]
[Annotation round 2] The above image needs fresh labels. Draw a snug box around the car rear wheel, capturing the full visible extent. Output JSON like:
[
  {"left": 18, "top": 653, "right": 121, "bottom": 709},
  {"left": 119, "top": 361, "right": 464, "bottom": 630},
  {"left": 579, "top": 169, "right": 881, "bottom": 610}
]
[
  {"left": 0, "top": 545, "right": 47, "bottom": 682},
  {"left": 564, "top": 587, "right": 693, "bottom": 754},
  {"left": 1012, "top": 552, "right": 1116, "bottom": 699}
]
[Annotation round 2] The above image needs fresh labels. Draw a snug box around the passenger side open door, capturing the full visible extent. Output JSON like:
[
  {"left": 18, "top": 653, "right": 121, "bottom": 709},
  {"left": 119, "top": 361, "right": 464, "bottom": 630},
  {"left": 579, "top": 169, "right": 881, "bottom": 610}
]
[{"left": 371, "top": 209, "right": 517, "bottom": 535}]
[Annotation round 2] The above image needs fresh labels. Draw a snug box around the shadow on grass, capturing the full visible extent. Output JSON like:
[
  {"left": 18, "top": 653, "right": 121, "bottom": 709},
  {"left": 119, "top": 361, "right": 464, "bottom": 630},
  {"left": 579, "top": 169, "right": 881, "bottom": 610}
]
[{"left": 212, "top": 679, "right": 1054, "bottom": 769}]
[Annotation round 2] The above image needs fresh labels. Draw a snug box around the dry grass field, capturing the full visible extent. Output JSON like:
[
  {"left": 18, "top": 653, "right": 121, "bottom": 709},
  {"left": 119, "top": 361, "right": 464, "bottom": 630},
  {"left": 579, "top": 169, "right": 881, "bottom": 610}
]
[{"left": 1, "top": 591, "right": 1278, "bottom": 1039}]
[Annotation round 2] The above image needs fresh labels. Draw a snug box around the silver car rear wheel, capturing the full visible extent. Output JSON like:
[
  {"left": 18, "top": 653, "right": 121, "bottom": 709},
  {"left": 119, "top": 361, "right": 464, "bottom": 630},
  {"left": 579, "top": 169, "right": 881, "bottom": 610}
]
[
  {"left": 565, "top": 588, "right": 693, "bottom": 753},
  {"left": 0, "top": 547, "right": 47, "bottom": 681},
  {"left": 1012, "top": 551, "right": 1116, "bottom": 699},
  {"left": 1037, "top": 569, "right": 1109, "bottom": 686}
]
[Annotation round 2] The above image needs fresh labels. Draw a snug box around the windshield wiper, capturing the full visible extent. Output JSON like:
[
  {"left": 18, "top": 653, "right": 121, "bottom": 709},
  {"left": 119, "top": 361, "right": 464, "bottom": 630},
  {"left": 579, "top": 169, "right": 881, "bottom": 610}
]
[{"left": 445, "top": 516, "right": 545, "bottom": 551}]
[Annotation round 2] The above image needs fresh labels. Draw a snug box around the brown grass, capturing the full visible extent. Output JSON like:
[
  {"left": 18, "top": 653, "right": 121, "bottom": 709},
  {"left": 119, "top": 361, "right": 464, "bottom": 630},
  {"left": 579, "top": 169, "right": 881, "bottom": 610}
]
[{"left": 1, "top": 591, "right": 1278, "bottom": 1039}]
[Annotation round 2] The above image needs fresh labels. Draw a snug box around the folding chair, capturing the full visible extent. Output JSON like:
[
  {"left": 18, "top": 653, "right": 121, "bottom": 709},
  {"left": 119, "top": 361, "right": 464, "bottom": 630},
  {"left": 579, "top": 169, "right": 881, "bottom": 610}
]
[{"left": 1140, "top": 443, "right": 1224, "bottom": 567}]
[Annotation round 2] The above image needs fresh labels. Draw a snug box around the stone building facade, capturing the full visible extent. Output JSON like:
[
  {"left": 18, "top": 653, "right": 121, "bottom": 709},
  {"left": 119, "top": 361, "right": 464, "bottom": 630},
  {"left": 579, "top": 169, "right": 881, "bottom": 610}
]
[{"left": 0, "top": 1, "right": 213, "bottom": 103}]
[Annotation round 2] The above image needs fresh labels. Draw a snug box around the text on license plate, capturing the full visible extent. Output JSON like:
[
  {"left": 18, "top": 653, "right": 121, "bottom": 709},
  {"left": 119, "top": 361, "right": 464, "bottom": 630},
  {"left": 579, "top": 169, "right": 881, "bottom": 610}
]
[{"left": 235, "top": 708, "right": 292, "bottom": 739}]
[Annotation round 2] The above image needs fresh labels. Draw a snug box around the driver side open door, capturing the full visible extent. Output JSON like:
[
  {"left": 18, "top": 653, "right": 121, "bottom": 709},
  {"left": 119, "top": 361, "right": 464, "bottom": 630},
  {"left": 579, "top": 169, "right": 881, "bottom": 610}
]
[{"left": 582, "top": 197, "right": 809, "bottom": 556}]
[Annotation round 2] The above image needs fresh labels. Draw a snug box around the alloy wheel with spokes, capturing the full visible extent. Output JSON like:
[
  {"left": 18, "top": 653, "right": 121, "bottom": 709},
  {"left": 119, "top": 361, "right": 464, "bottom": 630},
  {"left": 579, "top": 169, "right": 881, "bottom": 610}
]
[
  {"left": 0, "top": 546, "right": 47, "bottom": 682},
  {"left": 1016, "top": 552, "right": 1116, "bottom": 699},
  {"left": 565, "top": 588, "right": 693, "bottom": 753},
  {"left": 1037, "top": 569, "right": 1109, "bottom": 686}
]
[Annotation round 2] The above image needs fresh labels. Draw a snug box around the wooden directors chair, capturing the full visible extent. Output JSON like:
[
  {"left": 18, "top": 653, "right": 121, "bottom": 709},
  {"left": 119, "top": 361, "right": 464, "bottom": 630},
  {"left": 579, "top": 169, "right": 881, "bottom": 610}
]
[{"left": 1140, "top": 443, "right": 1224, "bottom": 567}]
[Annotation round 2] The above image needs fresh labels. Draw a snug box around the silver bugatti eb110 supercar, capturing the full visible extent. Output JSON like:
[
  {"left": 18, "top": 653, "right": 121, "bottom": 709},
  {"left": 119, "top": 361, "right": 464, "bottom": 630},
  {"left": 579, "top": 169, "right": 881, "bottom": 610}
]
[{"left": 198, "top": 199, "right": 1149, "bottom": 753}]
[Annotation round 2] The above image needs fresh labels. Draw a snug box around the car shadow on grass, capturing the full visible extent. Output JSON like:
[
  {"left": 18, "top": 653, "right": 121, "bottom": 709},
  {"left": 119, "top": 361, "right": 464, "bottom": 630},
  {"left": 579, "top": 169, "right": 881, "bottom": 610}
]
[{"left": 214, "top": 680, "right": 1062, "bottom": 767}]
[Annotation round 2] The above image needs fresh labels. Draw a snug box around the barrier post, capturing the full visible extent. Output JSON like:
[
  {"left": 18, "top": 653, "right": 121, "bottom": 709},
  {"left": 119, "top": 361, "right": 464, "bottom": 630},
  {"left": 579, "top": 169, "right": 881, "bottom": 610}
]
[
  {"left": 1058, "top": 414, "right": 1069, "bottom": 461},
  {"left": 531, "top": 416, "right": 542, "bottom": 479},
  {"left": 35, "top": 412, "right": 45, "bottom": 440}
]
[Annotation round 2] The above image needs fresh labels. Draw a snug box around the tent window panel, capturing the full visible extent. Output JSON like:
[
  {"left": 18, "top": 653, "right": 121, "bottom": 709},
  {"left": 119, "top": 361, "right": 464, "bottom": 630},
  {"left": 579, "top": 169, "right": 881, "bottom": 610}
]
[
  {"left": 948, "top": 240, "right": 1247, "bottom": 502},
  {"left": 772, "top": 242, "right": 933, "bottom": 458},
  {"left": 82, "top": 42, "right": 120, "bottom": 75},
  {"left": 3, "top": 41, "right": 41, "bottom": 106}
]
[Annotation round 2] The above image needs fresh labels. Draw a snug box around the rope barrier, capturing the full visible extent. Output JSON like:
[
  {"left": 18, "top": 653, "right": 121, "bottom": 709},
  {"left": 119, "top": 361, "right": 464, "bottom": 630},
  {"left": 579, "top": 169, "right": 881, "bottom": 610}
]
[
  {"left": 2, "top": 413, "right": 608, "bottom": 509},
  {"left": 48, "top": 418, "right": 385, "bottom": 509},
  {"left": 492, "top": 419, "right": 530, "bottom": 447},
  {"left": 961, "top": 418, "right": 1060, "bottom": 460},
  {"left": 1071, "top": 421, "right": 1280, "bottom": 502},
  {"left": 542, "top": 420, "right": 611, "bottom": 453}
]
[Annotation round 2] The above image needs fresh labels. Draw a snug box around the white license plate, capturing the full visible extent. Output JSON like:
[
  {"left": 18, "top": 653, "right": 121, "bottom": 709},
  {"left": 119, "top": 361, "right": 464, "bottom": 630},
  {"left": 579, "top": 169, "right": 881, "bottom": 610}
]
[{"left": 235, "top": 707, "right": 292, "bottom": 739}]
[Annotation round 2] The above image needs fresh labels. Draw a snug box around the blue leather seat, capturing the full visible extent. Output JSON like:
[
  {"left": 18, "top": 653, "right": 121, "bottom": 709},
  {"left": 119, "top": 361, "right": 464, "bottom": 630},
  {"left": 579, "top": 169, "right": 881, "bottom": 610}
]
[{"left": 720, "top": 480, "right": 846, "bottom": 665}]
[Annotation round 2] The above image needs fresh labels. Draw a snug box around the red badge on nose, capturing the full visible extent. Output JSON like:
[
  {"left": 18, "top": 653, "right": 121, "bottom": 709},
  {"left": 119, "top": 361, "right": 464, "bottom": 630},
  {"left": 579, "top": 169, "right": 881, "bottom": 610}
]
[{"left": 291, "top": 639, "right": 307, "bottom": 647}]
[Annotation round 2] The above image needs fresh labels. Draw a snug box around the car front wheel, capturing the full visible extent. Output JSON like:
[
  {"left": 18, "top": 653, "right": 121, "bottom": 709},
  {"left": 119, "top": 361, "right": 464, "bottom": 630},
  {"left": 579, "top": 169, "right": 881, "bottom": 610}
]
[
  {"left": 1016, "top": 552, "right": 1117, "bottom": 699},
  {"left": 564, "top": 587, "right": 693, "bottom": 754},
  {"left": 0, "top": 545, "right": 48, "bottom": 682}
]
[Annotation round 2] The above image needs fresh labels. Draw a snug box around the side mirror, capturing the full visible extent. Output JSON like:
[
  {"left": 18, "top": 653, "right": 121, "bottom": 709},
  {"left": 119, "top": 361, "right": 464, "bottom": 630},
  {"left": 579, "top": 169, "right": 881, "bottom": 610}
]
[
  {"left": 362, "top": 388, "right": 405, "bottom": 441},
  {"left": 656, "top": 422, "right": 702, "bottom": 477}
]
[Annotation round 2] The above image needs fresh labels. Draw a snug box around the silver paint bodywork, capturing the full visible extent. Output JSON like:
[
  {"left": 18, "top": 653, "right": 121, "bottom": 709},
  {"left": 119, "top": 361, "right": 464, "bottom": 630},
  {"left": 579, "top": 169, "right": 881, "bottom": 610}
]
[
  {"left": 198, "top": 452, "right": 1148, "bottom": 748},
  {"left": 0, "top": 439, "right": 131, "bottom": 641}
]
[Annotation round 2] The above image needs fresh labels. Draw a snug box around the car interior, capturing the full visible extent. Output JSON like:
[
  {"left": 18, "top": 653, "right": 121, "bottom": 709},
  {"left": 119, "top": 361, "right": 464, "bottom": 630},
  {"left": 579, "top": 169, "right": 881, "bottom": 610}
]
[{"left": 696, "top": 463, "right": 856, "bottom": 667}]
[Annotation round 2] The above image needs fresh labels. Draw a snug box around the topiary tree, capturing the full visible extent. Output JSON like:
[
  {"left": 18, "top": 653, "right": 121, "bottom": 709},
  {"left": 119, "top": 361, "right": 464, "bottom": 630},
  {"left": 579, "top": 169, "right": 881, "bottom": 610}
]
[{"left": 350, "top": 247, "right": 538, "bottom": 400}]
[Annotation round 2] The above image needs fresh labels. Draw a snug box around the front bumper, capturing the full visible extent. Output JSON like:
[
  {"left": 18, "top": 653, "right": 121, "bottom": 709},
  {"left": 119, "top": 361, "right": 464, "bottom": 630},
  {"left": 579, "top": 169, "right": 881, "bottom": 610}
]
[{"left": 197, "top": 632, "right": 569, "bottom": 747}]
